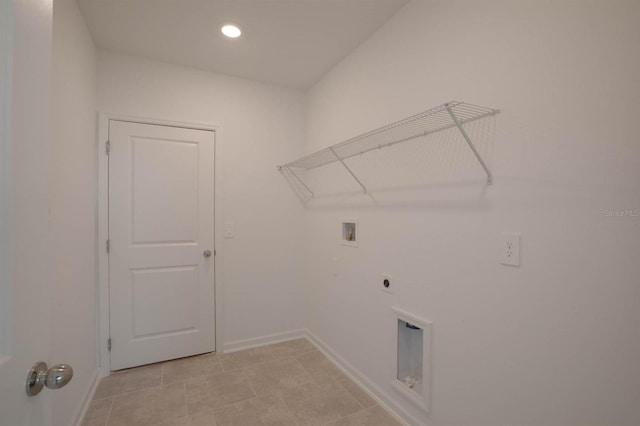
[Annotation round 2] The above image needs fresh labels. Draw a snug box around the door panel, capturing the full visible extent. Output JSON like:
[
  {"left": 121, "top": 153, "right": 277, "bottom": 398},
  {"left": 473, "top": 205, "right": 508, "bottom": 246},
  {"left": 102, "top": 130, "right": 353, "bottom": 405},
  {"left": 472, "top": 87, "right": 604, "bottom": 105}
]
[
  {"left": 131, "top": 137, "right": 199, "bottom": 244},
  {"left": 131, "top": 266, "right": 198, "bottom": 337},
  {"left": 0, "top": 0, "right": 53, "bottom": 424},
  {"left": 109, "top": 120, "right": 215, "bottom": 371}
]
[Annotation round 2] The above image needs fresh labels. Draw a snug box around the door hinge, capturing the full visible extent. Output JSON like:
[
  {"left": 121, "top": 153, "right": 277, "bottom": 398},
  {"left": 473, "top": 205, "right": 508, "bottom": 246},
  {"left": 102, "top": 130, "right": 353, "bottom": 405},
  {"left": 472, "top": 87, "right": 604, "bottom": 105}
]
[
  {"left": 214, "top": 249, "right": 216, "bottom": 256},
  {"left": 106, "top": 140, "right": 111, "bottom": 155},
  {"left": 107, "top": 338, "right": 112, "bottom": 352},
  {"left": 106, "top": 239, "right": 110, "bottom": 253}
]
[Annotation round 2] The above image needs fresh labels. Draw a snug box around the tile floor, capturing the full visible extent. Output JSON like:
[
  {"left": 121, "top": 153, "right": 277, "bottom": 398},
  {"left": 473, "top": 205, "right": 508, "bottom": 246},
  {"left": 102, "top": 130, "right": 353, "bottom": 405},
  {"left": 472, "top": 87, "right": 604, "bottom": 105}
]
[{"left": 83, "top": 339, "right": 403, "bottom": 426}]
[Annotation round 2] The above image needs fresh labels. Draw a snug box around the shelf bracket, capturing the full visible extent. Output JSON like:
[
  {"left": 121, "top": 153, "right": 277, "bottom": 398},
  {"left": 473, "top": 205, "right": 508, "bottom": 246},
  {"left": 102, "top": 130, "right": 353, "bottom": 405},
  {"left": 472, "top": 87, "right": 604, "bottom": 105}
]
[
  {"left": 288, "top": 166, "right": 314, "bottom": 198},
  {"left": 280, "top": 165, "right": 314, "bottom": 198},
  {"left": 445, "top": 104, "right": 493, "bottom": 185},
  {"left": 329, "top": 147, "right": 367, "bottom": 194}
]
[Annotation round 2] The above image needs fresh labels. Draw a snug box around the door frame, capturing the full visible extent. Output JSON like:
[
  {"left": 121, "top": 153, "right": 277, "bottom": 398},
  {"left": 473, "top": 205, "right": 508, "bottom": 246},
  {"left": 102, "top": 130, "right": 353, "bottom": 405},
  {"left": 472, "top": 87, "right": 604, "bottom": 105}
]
[{"left": 97, "top": 113, "right": 223, "bottom": 376}]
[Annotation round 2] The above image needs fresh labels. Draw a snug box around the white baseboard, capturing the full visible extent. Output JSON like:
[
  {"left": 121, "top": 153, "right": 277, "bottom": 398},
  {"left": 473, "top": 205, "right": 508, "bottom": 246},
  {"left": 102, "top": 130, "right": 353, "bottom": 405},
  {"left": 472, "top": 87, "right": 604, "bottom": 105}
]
[
  {"left": 222, "top": 329, "right": 307, "bottom": 353},
  {"left": 305, "top": 330, "right": 420, "bottom": 426},
  {"left": 70, "top": 369, "right": 100, "bottom": 426}
]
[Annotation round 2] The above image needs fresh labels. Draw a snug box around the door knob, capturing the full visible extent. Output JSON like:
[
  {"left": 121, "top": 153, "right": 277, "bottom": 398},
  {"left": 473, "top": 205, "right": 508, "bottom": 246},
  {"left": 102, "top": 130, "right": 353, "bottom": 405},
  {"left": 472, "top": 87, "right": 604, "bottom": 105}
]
[
  {"left": 26, "top": 362, "right": 73, "bottom": 396},
  {"left": 203, "top": 250, "right": 212, "bottom": 258},
  {"left": 46, "top": 364, "right": 74, "bottom": 389}
]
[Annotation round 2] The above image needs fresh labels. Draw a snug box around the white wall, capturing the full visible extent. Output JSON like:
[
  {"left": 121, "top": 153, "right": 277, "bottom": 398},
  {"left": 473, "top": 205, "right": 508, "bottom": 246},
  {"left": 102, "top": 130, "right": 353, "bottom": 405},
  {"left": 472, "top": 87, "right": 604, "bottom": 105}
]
[
  {"left": 97, "top": 52, "right": 308, "bottom": 349},
  {"left": 51, "top": 0, "right": 98, "bottom": 424},
  {"left": 306, "top": 1, "right": 640, "bottom": 425}
]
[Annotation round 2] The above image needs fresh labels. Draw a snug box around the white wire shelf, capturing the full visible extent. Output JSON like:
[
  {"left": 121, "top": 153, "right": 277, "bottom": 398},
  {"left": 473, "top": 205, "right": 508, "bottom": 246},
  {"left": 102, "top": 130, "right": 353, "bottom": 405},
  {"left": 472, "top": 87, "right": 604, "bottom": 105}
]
[{"left": 278, "top": 101, "right": 499, "bottom": 199}]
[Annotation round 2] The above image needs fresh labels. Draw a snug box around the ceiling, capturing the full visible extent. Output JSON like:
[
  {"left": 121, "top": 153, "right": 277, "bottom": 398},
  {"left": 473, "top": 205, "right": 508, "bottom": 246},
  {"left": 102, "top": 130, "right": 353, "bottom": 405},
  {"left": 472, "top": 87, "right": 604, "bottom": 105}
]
[{"left": 77, "top": 0, "right": 408, "bottom": 90}]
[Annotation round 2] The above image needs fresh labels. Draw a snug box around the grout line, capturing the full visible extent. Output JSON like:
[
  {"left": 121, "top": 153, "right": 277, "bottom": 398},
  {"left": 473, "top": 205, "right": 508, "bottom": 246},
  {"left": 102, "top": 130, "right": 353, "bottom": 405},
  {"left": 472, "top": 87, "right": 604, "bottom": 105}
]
[
  {"left": 90, "top": 395, "right": 114, "bottom": 402},
  {"left": 265, "top": 344, "right": 277, "bottom": 356},
  {"left": 291, "top": 348, "right": 320, "bottom": 358},
  {"left": 334, "top": 379, "right": 363, "bottom": 409},
  {"left": 263, "top": 341, "right": 318, "bottom": 358},
  {"left": 275, "top": 391, "right": 299, "bottom": 426},
  {"left": 136, "top": 343, "right": 356, "bottom": 426},
  {"left": 206, "top": 348, "right": 364, "bottom": 426},
  {"left": 243, "top": 368, "right": 259, "bottom": 399},
  {"left": 319, "top": 409, "right": 360, "bottom": 426},
  {"left": 316, "top": 382, "right": 367, "bottom": 426},
  {"left": 210, "top": 363, "right": 308, "bottom": 424},
  {"left": 208, "top": 396, "right": 258, "bottom": 411},
  {"left": 182, "top": 382, "right": 188, "bottom": 417},
  {"left": 103, "top": 396, "right": 115, "bottom": 426},
  {"left": 98, "top": 364, "right": 164, "bottom": 399},
  {"left": 220, "top": 354, "right": 280, "bottom": 372},
  {"left": 288, "top": 359, "right": 327, "bottom": 405},
  {"left": 212, "top": 352, "right": 224, "bottom": 372},
  {"left": 293, "top": 357, "right": 319, "bottom": 383},
  {"left": 98, "top": 382, "right": 164, "bottom": 400},
  {"left": 210, "top": 408, "right": 218, "bottom": 426},
  {"left": 278, "top": 370, "right": 361, "bottom": 426}
]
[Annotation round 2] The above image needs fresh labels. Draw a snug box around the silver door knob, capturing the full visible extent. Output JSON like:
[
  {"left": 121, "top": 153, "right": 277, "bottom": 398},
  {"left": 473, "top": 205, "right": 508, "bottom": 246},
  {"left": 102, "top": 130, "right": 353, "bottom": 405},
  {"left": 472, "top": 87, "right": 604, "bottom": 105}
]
[
  {"left": 203, "top": 250, "right": 212, "bottom": 258},
  {"left": 46, "top": 364, "right": 74, "bottom": 389},
  {"left": 26, "top": 362, "right": 73, "bottom": 396}
]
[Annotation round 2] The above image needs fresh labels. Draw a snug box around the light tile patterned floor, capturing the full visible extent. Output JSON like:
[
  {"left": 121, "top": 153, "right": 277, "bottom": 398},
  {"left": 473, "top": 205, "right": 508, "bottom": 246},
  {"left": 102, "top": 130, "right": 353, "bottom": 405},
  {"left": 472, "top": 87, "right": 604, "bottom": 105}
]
[{"left": 83, "top": 339, "right": 402, "bottom": 426}]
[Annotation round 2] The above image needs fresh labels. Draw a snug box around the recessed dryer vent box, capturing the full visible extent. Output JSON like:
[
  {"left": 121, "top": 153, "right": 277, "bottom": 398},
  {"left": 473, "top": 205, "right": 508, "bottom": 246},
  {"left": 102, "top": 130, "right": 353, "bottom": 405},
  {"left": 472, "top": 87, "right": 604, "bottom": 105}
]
[
  {"left": 392, "top": 307, "right": 432, "bottom": 413},
  {"left": 341, "top": 218, "right": 358, "bottom": 247}
]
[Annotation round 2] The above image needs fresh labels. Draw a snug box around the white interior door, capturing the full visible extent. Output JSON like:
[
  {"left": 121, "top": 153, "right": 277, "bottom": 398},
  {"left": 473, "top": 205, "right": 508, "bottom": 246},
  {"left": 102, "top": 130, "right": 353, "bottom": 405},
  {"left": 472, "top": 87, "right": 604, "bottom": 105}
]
[
  {"left": 0, "top": 0, "right": 53, "bottom": 423},
  {"left": 108, "top": 120, "right": 215, "bottom": 371}
]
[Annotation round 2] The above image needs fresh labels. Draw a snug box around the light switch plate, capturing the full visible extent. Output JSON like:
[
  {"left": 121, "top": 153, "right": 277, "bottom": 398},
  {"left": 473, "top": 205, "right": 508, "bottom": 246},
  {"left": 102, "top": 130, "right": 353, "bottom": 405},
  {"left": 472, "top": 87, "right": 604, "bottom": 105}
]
[
  {"left": 500, "top": 232, "right": 520, "bottom": 266},
  {"left": 224, "top": 222, "right": 235, "bottom": 238}
]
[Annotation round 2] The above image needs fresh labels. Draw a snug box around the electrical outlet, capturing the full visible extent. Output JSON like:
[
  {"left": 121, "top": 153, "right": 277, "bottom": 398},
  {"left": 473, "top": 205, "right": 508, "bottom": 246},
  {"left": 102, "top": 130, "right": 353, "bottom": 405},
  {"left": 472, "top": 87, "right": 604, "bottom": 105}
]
[
  {"left": 381, "top": 273, "right": 393, "bottom": 294},
  {"left": 500, "top": 232, "right": 520, "bottom": 266}
]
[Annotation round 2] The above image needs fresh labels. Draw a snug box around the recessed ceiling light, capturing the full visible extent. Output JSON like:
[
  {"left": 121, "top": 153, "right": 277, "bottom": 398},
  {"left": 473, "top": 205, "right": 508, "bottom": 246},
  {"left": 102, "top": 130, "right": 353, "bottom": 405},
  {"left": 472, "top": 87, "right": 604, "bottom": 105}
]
[{"left": 221, "top": 24, "right": 242, "bottom": 39}]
